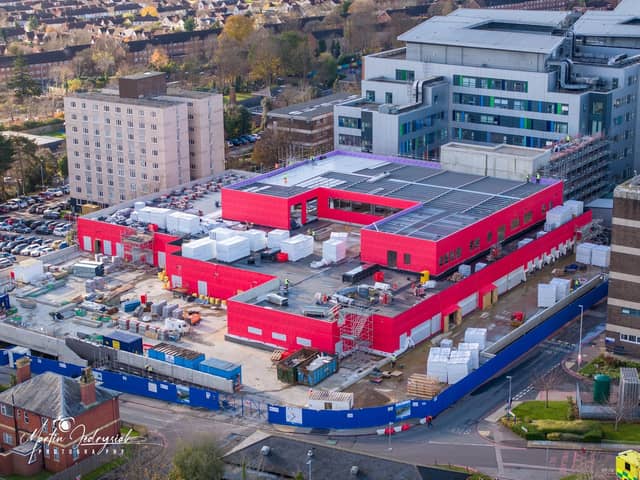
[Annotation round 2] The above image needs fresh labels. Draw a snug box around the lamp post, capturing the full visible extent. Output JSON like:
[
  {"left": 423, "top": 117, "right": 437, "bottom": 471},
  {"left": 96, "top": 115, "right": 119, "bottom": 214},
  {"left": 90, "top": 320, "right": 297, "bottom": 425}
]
[
  {"left": 506, "top": 375, "right": 513, "bottom": 414},
  {"left": 306, "top": 448, "right": 313, "bottom": 480},
  {"left": 388, "top": 421, "right": 393, "bottom": 451},
  {"left": 578, "top": 304, "right": 584, "bottom": 369}
]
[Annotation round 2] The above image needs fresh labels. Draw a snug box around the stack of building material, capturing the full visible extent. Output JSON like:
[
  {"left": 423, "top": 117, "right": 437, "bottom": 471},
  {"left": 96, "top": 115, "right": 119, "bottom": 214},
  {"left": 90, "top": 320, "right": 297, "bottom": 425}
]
[
  {"left": 162, "top": 303, "right": 178, "bottom": 318},
  {"left": 322, "top": 239, "right": 347, "bottom": 263},
  {"left": 330, "top": 232, "right": 349, "bottom": 241},
  {"left": 406, "top": 374, "right": 442, "bottom": 399},
  {"left": 267, "top": 229, "right": 290, "bottom": 249},
  {"left": 591, "top": 245, "right": 610, "bottom": 268},
  {"left": 216, "top": 236, "right": 251, "bottom": 262},
  {"left": 167, "top": 212, "right": 201, "bottom": 235},
  {"left": 280, "top": 235, "right": 314, "bottom": 262},
  {"left": 576, "top": 242, "right": 594, "bottom": 264},
  {"left": 550, "top": 278, "right": 571, "bottom": 301},
  {"left": 209, "top": 227, "right": 235, "bottom": 241},
  {"left": 137, "top": 207, "right": 171, "bottom": 229},
  {"left": 151, "top": 300, "right": 167, "bottom": 316},
  {"left": 474, "top": 262, "right": 487, "bottom": 272},
  {"left": 464, "top": 328, "right": 487, "bottom": 349},
  {"left": 14, "top": 259, "right": 44, "bottom": 284},
  {"left": 447, "top": 350, "right": 473, "bottom": 384},
  {"left": 517, "top": 238, "right": 533, "bottom": 249},
  {"left": 546, "top": 205, "right": 572, "bottom": 230},
  {"left": 238, "top": 229, "right": 267, "bottom": 251},
  {"left": 426, "top": 348, "right": 449, "bottom": 383},
  {"left": 458, "top": 264, "right": 472, "bottom": 277},
  {"left": 458, "top": 342, "right": 480, "bottom": 369},
  {"left": 182, "top": 237, "right": 216, "bottom": 260},
  {"left": 537, "top": 283, "right": 557, "bottom": 308},
  {"left": 440, "top": 338, "right": 453, "bottom": 349},
  {"left": 564, "top": 200, "right": 584, "bottom": 217}
]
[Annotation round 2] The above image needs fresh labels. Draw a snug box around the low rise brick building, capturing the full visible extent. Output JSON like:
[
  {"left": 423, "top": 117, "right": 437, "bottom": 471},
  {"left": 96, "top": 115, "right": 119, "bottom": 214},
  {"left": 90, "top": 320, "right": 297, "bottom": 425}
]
[{"left": 0, "top": 358, "right": 120, "bottom": 476}]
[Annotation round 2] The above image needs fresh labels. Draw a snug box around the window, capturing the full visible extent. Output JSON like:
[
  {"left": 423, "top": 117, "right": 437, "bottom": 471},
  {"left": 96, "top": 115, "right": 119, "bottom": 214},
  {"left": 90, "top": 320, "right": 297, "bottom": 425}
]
[
  {"left": 385, "top": 92, "right": 393, "bottom": 104},
  {"left": 403, "top": 253, "right": 411, "bottom": 265},
  {"left": 395, "top": 69, "right": 415, "bottom": 82},
  {"left": 338, "top": 116, "right": 361, "bottom": 129},
  {"left": 23, "top": 411, "right": 29, "bottom": 424},
  {"left": 0, "top": 404, "right": 13, "bottom": 417},
  {"left": 72, "top": 444, "right": 79, "bottom": 460},
  {"left": 365, "top": 90, "right": 375, "bottom": 102},
  {"left": 2, "top": 432, "right": 13, "bottom": 445},
  {"left": 524, "top": 211, "right": 533, "bottom": 224},
  {"left": 53, "top": 447, "right": 60, "bottom": 462},
  {"left": 338, "top": 134, "right": 361, "bottom": 147},
  {"left": 511, "top": 217, "right": 520, "bottom": 229},
  {"left": 104, "top": 105, "right": 109, "bottom": 112},
  {"left": 487, "top": 231, "right": 493, "bottom": 242},
  {"left": 497, "top": 225, "right": 506, "bottom": 242},
  {"left": 126, "top": 108, "right": 133, "bottom": 115},
  {"left": 41, "top": 417, "right": 48, "bottom": 433}
]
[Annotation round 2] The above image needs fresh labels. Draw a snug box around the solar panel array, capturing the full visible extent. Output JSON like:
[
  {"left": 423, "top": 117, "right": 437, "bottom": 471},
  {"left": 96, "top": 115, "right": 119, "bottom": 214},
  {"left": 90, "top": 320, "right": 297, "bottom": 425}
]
[{"left": 232, "top": 158, "right": 547, "bottom": 241}]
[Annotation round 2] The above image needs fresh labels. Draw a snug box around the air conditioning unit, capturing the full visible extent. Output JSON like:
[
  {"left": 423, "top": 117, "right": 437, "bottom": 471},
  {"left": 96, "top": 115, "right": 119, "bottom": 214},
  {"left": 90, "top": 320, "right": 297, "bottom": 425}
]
[{"left": 350, "top": 465, "right": 359, "bottom": 476}]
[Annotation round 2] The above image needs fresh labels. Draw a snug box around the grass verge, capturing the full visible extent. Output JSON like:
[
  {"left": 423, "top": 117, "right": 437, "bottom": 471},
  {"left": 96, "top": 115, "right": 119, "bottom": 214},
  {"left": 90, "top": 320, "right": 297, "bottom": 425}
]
[{"left": 579, "top": 354, "right": 640, "bottom": 379}]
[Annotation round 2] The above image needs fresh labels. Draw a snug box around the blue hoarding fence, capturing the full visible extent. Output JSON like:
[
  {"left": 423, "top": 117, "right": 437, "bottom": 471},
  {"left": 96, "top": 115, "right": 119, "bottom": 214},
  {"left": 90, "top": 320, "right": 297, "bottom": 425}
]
[
  {"left": 267, "top": 280, "right": 608, "bottom": 429},
  {"left": 4, "top": 352, "right": 220, "bottom": 411}
]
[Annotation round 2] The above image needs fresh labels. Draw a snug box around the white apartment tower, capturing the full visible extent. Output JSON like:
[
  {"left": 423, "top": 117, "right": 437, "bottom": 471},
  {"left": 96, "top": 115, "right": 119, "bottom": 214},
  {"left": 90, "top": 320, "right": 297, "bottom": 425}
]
[{"left": 64, "top": 72, "right": 224, "bottom": 207}]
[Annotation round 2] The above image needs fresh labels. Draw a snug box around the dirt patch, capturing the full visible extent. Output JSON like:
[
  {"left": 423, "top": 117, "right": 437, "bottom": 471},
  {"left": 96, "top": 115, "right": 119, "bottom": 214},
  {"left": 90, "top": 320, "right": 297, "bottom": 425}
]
[{"left": 345, "top": 342, "right": 434, "bottom": 407}]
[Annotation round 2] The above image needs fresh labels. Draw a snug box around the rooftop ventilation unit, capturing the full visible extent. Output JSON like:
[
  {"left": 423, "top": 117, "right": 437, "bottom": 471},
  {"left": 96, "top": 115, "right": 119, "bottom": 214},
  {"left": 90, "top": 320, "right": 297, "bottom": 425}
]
[
  {"left": 366, "top": 171, "right": 391, "bottom": 183},
  {"left": 350, "top": 466, "right": 359, "bottom": 476},
  {"left": 260, "top": 445, "right": 271, "bottom": 456}
]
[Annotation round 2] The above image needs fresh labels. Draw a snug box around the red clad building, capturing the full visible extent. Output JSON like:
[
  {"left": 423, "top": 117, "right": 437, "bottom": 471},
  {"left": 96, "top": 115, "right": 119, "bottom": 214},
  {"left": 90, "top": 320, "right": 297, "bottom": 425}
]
[
  {"left": 0, "top": 358, "right": 120, "bottom": 476},
  {"left": 76, "top": 151, "right": 590, "bottom": 356}
]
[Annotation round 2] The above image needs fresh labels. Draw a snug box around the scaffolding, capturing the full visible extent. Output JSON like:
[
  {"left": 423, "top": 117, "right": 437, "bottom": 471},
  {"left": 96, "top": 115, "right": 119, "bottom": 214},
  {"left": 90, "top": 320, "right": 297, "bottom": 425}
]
[
  {"left": 121, "top": 229, "right": 154, "bottom": 265},
  {"left": 541, "top": 134, "right": 610, "bottom": 202},
  {"left": 336, "top": 304, "right": 375, "bottom": 358}
]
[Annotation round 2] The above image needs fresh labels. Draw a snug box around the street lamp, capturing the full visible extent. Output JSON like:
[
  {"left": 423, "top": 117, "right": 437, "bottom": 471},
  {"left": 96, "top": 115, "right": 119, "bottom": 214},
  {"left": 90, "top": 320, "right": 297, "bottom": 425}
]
[
  {"left": 578, "top": 305, "right": 584, "bottom": 369},
  {"left": 306, "top": 448, "right": 313, "bottom": 480},
  {"left": 388, "top": 421, "right": 393, "bottom": 451},
  {"left": 506, "top": 375, "right": 513, "bottom": 413}
]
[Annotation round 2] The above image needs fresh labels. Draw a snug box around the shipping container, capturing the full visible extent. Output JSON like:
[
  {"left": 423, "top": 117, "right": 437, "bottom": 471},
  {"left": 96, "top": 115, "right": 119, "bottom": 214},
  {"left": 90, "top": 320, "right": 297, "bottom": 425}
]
[
  {"left": 147, "top": 342, "right": 205, "bottom": 370},
  {"left": 73, "top": 261, "right": 105, "bottom": 278},
  {"left": 102, "top": 331, "right": 143, "bottom": 354},
  {"left": 296, "top": 354, "right": 338, "bottom": 386},
  {"left": 198, "top": 357, "right": 242, "bottom": 387},
  {"left": 342, "top": 263, "right": 379, "bottom": 284},
  {"left": 276, "top": 348, "right": 338, "bottom": 386}
]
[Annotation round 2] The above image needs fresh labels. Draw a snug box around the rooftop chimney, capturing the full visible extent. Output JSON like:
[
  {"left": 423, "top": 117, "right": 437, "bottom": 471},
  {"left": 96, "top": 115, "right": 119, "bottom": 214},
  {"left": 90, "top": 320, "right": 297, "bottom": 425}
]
[
  {"left": 15, "top": 357, "right": 31, "bottom": 384},
  {"left": 79, "top": 368, "right": 97, "bottom": 407}
]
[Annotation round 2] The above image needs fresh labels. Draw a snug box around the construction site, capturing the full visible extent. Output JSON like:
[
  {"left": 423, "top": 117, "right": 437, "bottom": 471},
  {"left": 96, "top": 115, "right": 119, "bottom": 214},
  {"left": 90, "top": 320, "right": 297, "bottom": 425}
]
[{"left": 0, "top": 150, "right": 611, "bottom": 411}]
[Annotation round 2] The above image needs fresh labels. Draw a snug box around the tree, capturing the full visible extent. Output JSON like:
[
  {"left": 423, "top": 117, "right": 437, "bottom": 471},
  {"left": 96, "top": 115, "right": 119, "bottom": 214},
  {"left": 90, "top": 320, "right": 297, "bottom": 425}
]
[
  {"left": 248, "top": 30, "right": 281, "bottom": 89},
  {"left": 428, "top": 0, "right": 457, "bottom": 17},
  {"left": 91, "top": 37, "right": 128, "bottom": 79},
  {"left": 251, "top": 128, "right": 290, "bottom": 168},
  {"left": 149, "top": 47, "right": 173, "bottom": 72},
  {"left": 184, "top": 17, "right": 196, "bottom": 32},
  {"left": 344, "top": 0, "right": 377, "bottom": 55},
  {"left": 140, "top": 5, "right": 159, "bottom": 17},
  {"left": 168, "top": 438, "right": 224, "bottom": 480},
  {"left": 532, "top": 366, "right": 564, "bottom": 408},
  {"left": 313, "top": 52, "right": 338, "bottom": 88},
  {"left": 277, "top": 31, "right": 312, "bottom": 80},
  {"left": 224, "top": 105, "right": 251, "bottom": 139},
  {"left": 222, "top": 15, "right": 254, "bottom": 43},
  {"left": 27, "top": 15, "right": 38, "bottom": 32},
  {"left": 8, "top": 55, "right": 41, "bottom": 102},
  {"left": 0, "top": 135, "right": 15, "bottom": 200}
]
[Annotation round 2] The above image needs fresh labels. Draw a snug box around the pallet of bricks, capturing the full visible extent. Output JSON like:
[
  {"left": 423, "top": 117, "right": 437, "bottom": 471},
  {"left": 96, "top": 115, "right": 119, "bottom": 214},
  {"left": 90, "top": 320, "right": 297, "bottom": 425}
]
[{"left": 406, "top": 374, "right": 442, "bottom": 399}]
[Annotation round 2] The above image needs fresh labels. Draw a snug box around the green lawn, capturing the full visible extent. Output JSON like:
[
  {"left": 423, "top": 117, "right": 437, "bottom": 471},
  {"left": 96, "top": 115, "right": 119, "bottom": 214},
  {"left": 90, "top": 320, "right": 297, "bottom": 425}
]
[
  {"left": 512, "top": 401, "right": 570, "bottom": 421},
  {"left": 579, "top": 354, "right": 640, "bottom": 379},
  {"left": 509, "top": 400, "right": 640, "bottom": 443},
  {"left": 223, "top": 92, "right": 254, "bottom": 104},
  {"left": 81, "top": 456, "right": 127, "bottom": 480}
]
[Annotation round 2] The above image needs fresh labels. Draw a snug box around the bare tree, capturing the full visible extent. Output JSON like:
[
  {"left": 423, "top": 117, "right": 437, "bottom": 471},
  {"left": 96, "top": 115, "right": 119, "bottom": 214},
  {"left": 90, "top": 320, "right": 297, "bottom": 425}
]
[{"left": 533, "top": 366, "right": 564, "bottom": 407}]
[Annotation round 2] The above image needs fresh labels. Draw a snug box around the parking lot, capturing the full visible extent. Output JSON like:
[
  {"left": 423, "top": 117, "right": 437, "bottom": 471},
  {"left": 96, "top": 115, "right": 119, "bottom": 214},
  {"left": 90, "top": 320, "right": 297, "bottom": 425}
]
[{"left": 0, "top": 186, "right": 73, "bottom": 269}]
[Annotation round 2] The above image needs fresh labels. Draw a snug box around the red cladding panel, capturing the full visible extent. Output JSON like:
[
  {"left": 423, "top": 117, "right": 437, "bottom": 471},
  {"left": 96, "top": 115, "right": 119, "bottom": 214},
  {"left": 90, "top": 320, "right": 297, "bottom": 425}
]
[
  {"left": 164, "top": 254, "right": 275, "bottom": 299},
  {"left": 227, "top": 300, "right": 339, "bottom": 353},
  {"left": 77, "top": 218, "right": 130, "bottom": 255},
  {"left": 222, "top": 188, "right": 291, "bottom": 229},
  {"left": 360, "top": 230, "right": 437, "bottom": 273}
]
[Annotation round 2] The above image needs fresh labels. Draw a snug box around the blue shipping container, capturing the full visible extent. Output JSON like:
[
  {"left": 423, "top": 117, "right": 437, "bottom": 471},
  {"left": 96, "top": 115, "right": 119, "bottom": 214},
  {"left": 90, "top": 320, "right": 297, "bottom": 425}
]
[
  {"left": 198, "top": 358, "right": 242, "bottom": 384},
  {"left": 103, "top": 331, "right": 143, "bottom": 354},
  {"left": 296, "top": 355, "right": 338, "bottom": 386},
  {"left": 147, "top": 343, "right": 205, "bottom": 370},
  {"left": 123, "top": 299, "right": 141, "bottom": 313}
]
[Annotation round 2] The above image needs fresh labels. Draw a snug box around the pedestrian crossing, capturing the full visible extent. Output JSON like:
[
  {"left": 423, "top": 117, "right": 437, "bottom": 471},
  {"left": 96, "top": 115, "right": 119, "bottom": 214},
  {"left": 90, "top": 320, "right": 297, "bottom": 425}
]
[{"left": 541, "top": 338, "right": 576, "bottom": 354}]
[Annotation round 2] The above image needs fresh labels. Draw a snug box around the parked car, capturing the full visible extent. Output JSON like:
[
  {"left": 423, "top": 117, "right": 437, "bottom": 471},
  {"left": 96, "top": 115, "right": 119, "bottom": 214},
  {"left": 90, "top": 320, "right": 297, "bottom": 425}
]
[
  {"left": 5, "top": 202, "right": 19, "bottom": 211},
  {"left": 46, "top": 188, "right": 64, "bottom": 197},
  {"left": 19, "top": 244, "right": 39, "bottom": 256},
  {"left": 0, "top": 258, "right": 12, "bottom": 269},
  {"left": 43, "top": 209, "right": 60, "bottom": 219},
  {"left": 53, "top": 225, "right": 71, "bottom": 236},
  {"left": 11, "top": 243, "right": 28, "bottom": 254}
]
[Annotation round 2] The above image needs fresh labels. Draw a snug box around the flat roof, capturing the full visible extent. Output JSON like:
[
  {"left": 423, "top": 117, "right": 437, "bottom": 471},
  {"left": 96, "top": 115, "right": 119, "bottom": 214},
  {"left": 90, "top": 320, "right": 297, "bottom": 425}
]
[
  {"left": 1, "top": 131, "right": 63, "bottom": 148},
  {"left": 397, "top": 8, "right": 569, "bottom": 54},
  {"left": 573, "top": 9, "right": 640, "bottom": 38},
  {"left": 267, "top": 93, "right": 358, "bottom": 120},
  {"left": 442, "top": 141, "right": 547, "bottom": 158},
  {"left": 614, "top": 175, "right": 640, "bottom": 200},
  {"left": 229, "top": 151, "right": 550, "bottom": 241},
  {"left": 68, "top": 91, "right": 182, "bottom": 109}
]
